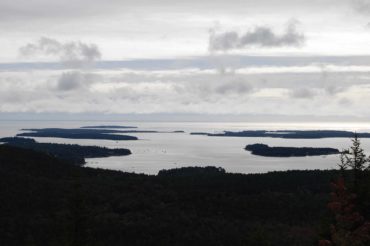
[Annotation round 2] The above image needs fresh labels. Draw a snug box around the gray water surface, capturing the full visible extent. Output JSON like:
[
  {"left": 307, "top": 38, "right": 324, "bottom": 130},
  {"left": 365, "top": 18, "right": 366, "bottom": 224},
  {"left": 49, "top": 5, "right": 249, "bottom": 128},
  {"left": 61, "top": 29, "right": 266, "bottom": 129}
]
[{"left": 1, "top": 120, "right": 370, "bottom": 175}]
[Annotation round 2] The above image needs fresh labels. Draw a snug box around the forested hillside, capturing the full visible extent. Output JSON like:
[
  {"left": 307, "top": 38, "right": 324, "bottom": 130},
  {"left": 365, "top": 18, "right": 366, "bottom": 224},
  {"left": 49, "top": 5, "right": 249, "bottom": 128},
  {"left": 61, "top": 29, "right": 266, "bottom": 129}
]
[{"left": 0, "top": 145, "right": 339, "bottom": 246}]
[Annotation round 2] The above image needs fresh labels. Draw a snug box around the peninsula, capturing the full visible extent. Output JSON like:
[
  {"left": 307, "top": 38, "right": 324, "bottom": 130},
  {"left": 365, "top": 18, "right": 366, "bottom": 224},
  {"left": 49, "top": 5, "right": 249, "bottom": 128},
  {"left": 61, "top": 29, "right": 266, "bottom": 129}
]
[{"left": 0, "top": 137, "right": 131, "bottom": 165}]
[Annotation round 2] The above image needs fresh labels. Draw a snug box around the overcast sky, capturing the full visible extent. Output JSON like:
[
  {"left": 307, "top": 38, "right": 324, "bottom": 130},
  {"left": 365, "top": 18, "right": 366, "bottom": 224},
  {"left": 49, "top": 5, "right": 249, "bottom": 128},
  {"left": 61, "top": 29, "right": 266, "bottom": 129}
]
[{"left": 1, "top": 0, "right": 370, "bottom": 120}]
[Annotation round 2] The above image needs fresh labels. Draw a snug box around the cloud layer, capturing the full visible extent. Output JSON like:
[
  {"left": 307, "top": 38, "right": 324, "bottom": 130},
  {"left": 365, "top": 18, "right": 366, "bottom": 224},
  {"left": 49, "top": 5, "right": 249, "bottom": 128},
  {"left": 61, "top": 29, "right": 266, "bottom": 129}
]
[
  {"left": 209, "top": 21, "right": 305, "bottom": 51},
  {"left": 0, "top": 62, "right": 369, "bottom": 117},
  {"left": 19, "top": 37, "right": 101, "bottom": 67}
]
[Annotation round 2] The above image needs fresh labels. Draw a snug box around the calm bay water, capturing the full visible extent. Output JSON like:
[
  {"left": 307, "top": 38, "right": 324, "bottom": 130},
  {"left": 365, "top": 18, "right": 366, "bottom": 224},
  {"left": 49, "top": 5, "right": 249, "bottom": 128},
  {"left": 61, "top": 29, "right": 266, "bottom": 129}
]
[{"left": 1, "top": 120, "right": 370, "bottom": 175}]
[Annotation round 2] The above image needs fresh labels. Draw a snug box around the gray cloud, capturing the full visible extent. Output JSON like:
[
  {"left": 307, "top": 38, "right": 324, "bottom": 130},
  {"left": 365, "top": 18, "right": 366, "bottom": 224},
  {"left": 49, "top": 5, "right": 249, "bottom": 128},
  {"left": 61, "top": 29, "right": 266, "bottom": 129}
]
[
  {"left": 19, "top": 38, "right": 102, "bottom": 92},
  {"left": 57, "top": 71, "right": 85, "bottom": 91},
  {"left": 215, "top": 79, "right": 253, "bottom": 95},
  {"left": 289, "top": 88, "right": 316, "bottom": 99},
  {"left": 352, "top": 0, "right": 370, "bottom": 14},
  {"left": 56, "top": 71, "right": 100, "bottom": 91},
  {"left": 325, "top": 85, "right": 345, "bottom": 95},
  {"left": 209, "top": 20, "right": 305, "bottom": 52},
  {"left": 319, "top": 64, "right": 347, "bottom": 95},
  {"left": 19, "top": 37, "right": 101, "bottom": 67}
]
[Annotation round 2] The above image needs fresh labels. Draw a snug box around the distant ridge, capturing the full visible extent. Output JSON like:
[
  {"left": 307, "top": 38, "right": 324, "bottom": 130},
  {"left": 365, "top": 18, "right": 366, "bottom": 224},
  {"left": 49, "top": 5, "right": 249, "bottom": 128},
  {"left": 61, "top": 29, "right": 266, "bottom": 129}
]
[
  {"left": 191, "top": 130, "right": 370, "bottom": 139},
  {"left": 81, "top": 125, "right": 137, "bottom": 129}
]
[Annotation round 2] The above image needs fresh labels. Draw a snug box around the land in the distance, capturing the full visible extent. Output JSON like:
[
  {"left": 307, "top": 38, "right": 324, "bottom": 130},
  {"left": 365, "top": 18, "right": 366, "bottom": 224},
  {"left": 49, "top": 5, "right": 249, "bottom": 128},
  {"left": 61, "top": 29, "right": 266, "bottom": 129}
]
[
  {"left": 17, "top": 128, "right": 185, "bottom": 140},
  {"left": 17, "top": 128, "right": 139, "bottom": 141},
  {"left": 191, "top": 130, "right": 370, "bottom": 139},
  {"left": 81, "top": 125, "right": 138, "bottom": 129},
  {"left": 0, "top": 137, "right": 131, "bottom": 165},
  {"left": 81, "top": 125, "right": 185, "bottom": 133},
  {"left": 245, "top": 143, "right": 340, "bottom": 157}
]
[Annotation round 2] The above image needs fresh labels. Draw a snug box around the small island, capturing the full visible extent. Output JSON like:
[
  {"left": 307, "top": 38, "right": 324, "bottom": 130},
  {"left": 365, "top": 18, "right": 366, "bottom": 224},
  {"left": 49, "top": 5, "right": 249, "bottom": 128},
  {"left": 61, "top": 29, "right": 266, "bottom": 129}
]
[
  {"left": 245, "top": 144, "right": 340, "bottom": 157},
  {"left": 0, "top": 137, "right": 132, "bottom": 165},
  {"left": 190, "top": 132, "right": 209, "bottom": 136}
]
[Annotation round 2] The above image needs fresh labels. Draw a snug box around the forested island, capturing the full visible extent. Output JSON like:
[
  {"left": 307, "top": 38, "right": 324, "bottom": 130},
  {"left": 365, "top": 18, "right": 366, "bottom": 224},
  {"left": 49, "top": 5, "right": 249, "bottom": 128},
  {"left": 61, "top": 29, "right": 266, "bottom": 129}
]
[
  {"left": 190, "top": 130, "right": 370, "bottom": 139},
  {"left": 17, "top": 128, "right": 185, "bottom": 140},
  {"left": 17, "top": 128, "right": 139, "bottom": 141},
  {"left": 0, "top": 137, "right": 131, "bottom": 165},
  {"left": 245, "top": 144, "right": 340, "bottom": 157}
]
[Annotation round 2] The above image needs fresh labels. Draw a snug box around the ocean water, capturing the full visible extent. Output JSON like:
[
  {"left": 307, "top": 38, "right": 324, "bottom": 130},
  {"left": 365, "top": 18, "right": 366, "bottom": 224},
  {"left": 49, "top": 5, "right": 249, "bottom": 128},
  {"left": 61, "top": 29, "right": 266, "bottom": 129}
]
[{"left": 1, "top": 120, "right": 370, "bottom": 175}]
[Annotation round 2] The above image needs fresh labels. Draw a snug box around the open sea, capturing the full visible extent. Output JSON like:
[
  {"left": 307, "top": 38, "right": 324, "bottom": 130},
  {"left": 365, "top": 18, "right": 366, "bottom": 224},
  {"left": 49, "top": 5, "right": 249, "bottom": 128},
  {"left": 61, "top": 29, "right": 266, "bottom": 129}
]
[{"left": 1, "top": 120, "right": 370, "bottom": 175}]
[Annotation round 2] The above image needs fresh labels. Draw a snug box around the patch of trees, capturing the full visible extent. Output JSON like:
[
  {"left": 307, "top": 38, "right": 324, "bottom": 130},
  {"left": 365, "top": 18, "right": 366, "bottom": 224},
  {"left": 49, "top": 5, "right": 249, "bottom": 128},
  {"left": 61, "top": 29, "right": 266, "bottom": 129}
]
[
  {"left": 245, "top": 144, "right": 340, "bottom": 157},
  {"left": 0, "top": 137, "right": 131, "bottom": 165},
  {"left": 0, "top": 144, "right": 339, "bottom": 246}
]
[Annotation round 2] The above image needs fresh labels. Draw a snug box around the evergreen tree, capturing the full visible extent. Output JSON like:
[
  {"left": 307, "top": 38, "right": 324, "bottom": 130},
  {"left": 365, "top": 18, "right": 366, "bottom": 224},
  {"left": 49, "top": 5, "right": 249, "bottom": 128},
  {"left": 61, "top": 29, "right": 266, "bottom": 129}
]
[
  {"left": 339, "top": 134, "right": 370, "bottom": 191},
  {"left": 320, "top": 135, "right": 370, "bottom": 245}
]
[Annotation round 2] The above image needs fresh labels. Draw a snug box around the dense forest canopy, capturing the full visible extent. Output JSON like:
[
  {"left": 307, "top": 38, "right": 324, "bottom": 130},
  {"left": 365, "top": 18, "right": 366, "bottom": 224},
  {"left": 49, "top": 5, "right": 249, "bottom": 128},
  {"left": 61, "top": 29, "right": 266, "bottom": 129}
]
[{"left": 0, "top": 145, "right": 339, "bottom": 246}]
